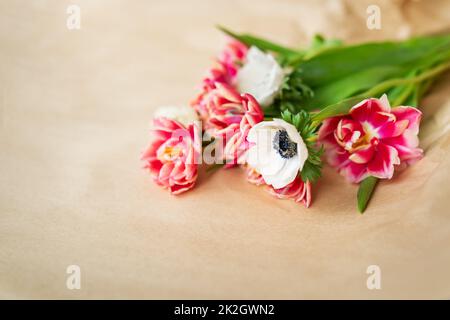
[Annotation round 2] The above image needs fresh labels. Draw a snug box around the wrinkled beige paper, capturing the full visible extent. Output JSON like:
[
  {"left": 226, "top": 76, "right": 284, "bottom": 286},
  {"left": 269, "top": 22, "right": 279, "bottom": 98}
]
[{"left": 1, "top": 0, "right": 449, "bottom": 299}]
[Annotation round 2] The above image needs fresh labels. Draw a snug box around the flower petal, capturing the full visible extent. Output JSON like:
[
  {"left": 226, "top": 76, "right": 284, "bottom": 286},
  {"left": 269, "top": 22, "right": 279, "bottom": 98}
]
[
  {"left": 348, "top": 144, "right": 375, "bottom": 164},
  {"left": 248, "top": 131, "right": 286, "bottom": 176},
  {"left": 272, "top": 118, "right": 308, "bottom": 170},
  {"left": 236, "top": 46, "right": 284, "bottom": 107},
  {"left": 268, "top": 178, "right": 312, "bottom": 208},
  {"left": 377, "top": 119, "right": 409, "bottom": 139},
  {"left": 367, "top": 143, "right": 400, "bottom": 179},
  {"left": 350, "top": 98, "right": 390, "bottom": 123},
  {"left": 263, "top": 154, "right": 300, "bottom": 189},
  {"left": 170, "top": 181, "right": 196, "bottom": 195},
  {"left": 340, "top": 161, "right": 369, "bottom": 183},
  {"left": 318, "top": 117, "right": 341, "bottom": 141},
  {"left": 391, "top": 106, "right": 422, "bottom": 135},
  {"left": 383, "top": 129, "right": 423, "bottom": 163}
]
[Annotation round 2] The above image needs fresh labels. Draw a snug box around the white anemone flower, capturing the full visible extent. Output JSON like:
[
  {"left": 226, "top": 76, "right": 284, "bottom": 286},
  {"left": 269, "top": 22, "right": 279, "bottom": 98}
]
[
  {"left": 236, "top": 46, "right": 284, "bottom": 108},
  {"left": 247, "top": 119, "right": 308, "bottom": 189},
  {"left": 154, "top": 105, "right": 198, "bottom": 127}
]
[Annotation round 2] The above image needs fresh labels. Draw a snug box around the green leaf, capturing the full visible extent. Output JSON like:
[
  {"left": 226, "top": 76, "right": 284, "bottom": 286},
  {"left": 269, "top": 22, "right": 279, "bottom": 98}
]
[
  {"left": 300, "top": 157, "right": 322, "bottom": 183},
  {"left": 217, "top": 28, "right": 450, "bottom": 114},
  {"left": 302, "top": 34, "right": 343, "bottom": 61},
  {"left": 217, "top": 25, "right": 301, "bottom": 57},
  {"left": 281, "top": 110, "right": 323, "bottom": 183},
  {"left": 312, "top": 96, "right": 363, "bottom": 122},
  {"left": 271, "top": 68, "right": 314, "bottom": 114},
  {"left": 298, "top": 34, "right": 450, "bottom": 110},
  {"left": 298, "top": 33, "right": 450, "bottom": 87},
  {"left": 362, "top": 59, "right": 450, "bottom": 97},
  {"left": 411, "top": 78, "right": 434, "bottom": 106},
  {"left": 302, "top": 65, "right": 406, "bottom": 110},
  {"left": 357, "top": 176, "right": 379, "bottom": 213},
  {"left": 311, "top": 57, "right": 450, "bottom": 122}
]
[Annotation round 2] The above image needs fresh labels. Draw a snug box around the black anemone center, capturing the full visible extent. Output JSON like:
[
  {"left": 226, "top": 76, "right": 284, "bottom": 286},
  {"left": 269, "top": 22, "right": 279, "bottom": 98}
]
[{"left": 273, "top": 129, "right": 297, "bottom": 159}]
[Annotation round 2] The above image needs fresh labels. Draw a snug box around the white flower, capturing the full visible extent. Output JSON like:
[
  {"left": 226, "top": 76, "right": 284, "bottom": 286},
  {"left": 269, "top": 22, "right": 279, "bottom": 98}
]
[
  {"left": 154, "top": 105, "right": 198, "bottom": 127},
  {"left": 247, "top": 119, "right": 308, "bottom": 189},
  {"left": 236, "top": 46, "right": 284, "bottom": 108}
]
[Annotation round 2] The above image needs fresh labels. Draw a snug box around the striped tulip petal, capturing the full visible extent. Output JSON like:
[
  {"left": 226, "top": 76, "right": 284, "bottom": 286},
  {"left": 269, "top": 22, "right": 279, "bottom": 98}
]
[{"left": 318, "top": 96, "right": 423, "bottom": 183}]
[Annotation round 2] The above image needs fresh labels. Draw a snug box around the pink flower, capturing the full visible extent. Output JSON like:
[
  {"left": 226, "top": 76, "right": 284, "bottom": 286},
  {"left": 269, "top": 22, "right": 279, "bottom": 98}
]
[
  {"left": 204, "top": 82, "right": 247, "bottom": 132},
  {"left": 269, "top": 178, "right": 312, "bottom": 208},
  {"left": 141, "top": 117, "right": 201, "bottom": 195},
  {"left": 245, "top": 166, "right": 265, "bottom": 186},
  {"left": 223, "top": 91, "right": 264, "bottom": 165},
  {"left": 245, "top": 166, "right": 312, "bottom": 207},
  {"left": 318, "top": 95, "right": 423, "bottom": 183},
  {"left": 191, "top": 40, "right": 248, "bottom": 121},
  {"left": 191, "top": 68, "right": 227, "bottom": 121},
  {"left": 218, "top": 39, "right": 248, "bottom": 80},
  {"left": 200, "top": 82, "right": 263, "bottom": 165}
]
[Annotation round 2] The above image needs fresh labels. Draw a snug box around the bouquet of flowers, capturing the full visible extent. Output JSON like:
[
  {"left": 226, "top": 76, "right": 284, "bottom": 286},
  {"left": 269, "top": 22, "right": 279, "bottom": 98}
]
[{"left": 142, "top": 26, "right": 450, "bottom": 213}]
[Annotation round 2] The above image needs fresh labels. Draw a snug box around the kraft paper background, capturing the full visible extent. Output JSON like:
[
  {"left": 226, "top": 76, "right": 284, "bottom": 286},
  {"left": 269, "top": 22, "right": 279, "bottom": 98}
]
[{"left": 1, "top": 0, "right": 449, "bottom": 299}]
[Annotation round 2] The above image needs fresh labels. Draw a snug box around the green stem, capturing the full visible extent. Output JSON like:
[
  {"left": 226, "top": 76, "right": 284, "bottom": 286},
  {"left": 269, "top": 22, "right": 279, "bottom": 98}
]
[
  {"left": 313, "top": 60, "right": 450, "bottom": 123},
  {"left": 286, "top": 53, "right": 306, "bottom": 66},
  {"left": 391, "top": 83, "right": 415, "bottom": 106},
  {"left": 363, "top": 60, "right": 450, "bottom": 97},
  {"left": 416, "top": 78, "right": 435, "bottom": 103}
]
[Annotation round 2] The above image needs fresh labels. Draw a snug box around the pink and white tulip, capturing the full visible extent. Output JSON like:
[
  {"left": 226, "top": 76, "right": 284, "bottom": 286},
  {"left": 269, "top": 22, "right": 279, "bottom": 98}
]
[
  {"left": 222, "top": 91, "right": 264, "bottom": 165},
  {"left": 191, "top": 40, "right": 248, "bottom": 121},
  {"left": 203, "top": 82, "right": 248, "bottom": 132},
  {"left": 199, "top": 82, "right": 264, "bottom": 165},
  {"left": 245, "top": 166, "right": 312, "bottom": 207},
  {"left": 269, "top": 177, "right": 312, "bottom": 208},
  {"left": 142, "top": 117, "right": 201, "bottom": 195},
  {"left": 218, "top": 38, "right": 248, "bottom": 80},
  {"left": 153, "top": 105, "right": 198, "bottom": 127},
  {"left": 318, "top": 95, "right": 423, "bottom": 183},
  {"left": 245, "top": 165, "right": 266, "bottom": 186}
]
